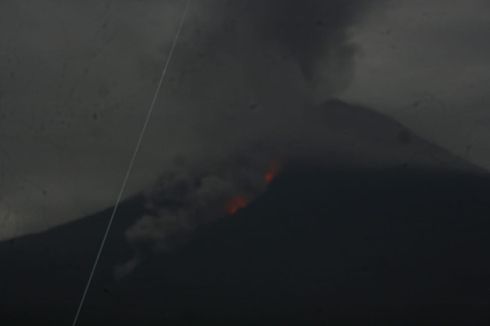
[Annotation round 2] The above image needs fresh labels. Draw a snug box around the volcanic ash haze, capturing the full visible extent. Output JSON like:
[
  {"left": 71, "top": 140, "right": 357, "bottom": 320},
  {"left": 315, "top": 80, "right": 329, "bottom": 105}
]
[
  {"left": 0, "top": 0, "right": 473, "bottom": 241},
  {"left": 0, "top": 0, "right": 374, "bottom": 239}
]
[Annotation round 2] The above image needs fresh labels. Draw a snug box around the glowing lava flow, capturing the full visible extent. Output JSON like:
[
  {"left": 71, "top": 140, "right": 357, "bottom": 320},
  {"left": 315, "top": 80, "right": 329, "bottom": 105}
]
[
  {"left": 226, "top": 195, "right": 249, "bottom": 215},
  {"left": 264, "top": 160, "right": 280, "bottom": 184},
  {"left": 225, "top": 161, "right": 281, "bottom": 216}
]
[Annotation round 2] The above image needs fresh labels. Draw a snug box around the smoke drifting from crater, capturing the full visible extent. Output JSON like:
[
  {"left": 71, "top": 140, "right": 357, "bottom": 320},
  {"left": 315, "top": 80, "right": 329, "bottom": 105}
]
[
  {"left": 222, "top": 0, "right": 373, "bottom": 98},
  {"left": 117, "top": 153, "right": 277, "bottom": 278},
  {"left": 117, "top": 0, "right": 381, "bottom": 276}
]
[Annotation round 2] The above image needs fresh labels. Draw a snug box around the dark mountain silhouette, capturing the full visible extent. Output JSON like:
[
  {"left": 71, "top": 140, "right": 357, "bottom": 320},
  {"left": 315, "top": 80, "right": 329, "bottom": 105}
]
[{"left": 2, "top": 100, "right": 490, "bottom": 325}]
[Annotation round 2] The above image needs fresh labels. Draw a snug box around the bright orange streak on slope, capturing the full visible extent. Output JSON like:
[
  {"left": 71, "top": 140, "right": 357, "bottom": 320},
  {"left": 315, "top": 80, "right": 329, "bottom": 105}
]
[
  {"left": 225, "top": 161, "right": 281, "bottom": 216},
  {"left": 264, "top": 160, "right": 280, "bottom": 184},
  {"left": 226, "top": 195, "right": 249, "bottom": 215}
]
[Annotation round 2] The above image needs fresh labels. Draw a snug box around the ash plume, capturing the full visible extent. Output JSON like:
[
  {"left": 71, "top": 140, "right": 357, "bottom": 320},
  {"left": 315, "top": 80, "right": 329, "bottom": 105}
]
[
  {"left": 116, "top": 0, "right": 380, "bottom": 277},
  {"left": 117, "top": 151, "right": 278, "bottom": 278},
  {"left": 221, "top": 0, "right": 374, "bottom": 100}
]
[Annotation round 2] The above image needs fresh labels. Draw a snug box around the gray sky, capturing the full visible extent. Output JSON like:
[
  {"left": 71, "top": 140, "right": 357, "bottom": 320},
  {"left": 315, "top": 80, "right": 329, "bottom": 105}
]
[
  {"left": 343, "top": 0, "right": 490, "bottom": 167},
  {"left": 1, "top": 0, "right": 489, "bottom": 240}
]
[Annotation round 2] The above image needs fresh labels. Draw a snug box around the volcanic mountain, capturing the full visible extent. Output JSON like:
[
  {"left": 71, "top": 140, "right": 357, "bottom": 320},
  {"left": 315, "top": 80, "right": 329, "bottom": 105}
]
[{"left": 2, "top": 100, "right": 490, "bottom": 325}]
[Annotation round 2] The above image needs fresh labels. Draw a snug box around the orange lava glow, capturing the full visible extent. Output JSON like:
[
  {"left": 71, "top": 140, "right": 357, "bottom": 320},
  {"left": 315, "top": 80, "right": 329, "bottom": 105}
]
[
  {"left": 226, "top": 195, "right": 249, "bottom": 215},
  {"left": 264, "top": 161, "right": 280, "bottom": 184}
]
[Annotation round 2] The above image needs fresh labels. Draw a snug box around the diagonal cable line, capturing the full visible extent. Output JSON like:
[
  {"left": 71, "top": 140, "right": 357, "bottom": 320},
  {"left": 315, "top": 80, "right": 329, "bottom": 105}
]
[{"left": 71, "top": 1, "right": 191, "bottom": 325}]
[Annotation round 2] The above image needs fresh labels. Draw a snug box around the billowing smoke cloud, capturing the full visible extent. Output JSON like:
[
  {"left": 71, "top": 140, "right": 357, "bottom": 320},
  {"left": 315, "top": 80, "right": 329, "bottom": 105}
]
[
  {"left": 116, "top": 0, "right": 380, "bottom": 277},
  {"left": 221, "top": 0, "right": 373, "bottom": 100},
  {"left": 117, "top": 147, "right": 282, "bottom": 278},
  {"left": 131, "top": 154, "right": 271, "bottom": 248},
  {"left": 0, "top": 0, "right": 380, "bottom": 240}
]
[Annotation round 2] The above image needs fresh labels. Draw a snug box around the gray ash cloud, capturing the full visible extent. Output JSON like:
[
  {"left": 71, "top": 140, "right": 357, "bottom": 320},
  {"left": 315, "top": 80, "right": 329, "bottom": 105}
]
[
  {"left": 117, "top": 151, "right": 277, "bottom": 278},
  {"left": 224, "top": 0, "right": 373, "bottom": 94},
  {"left": 115, "top": 0, "right": 387, "bottom": 277}
]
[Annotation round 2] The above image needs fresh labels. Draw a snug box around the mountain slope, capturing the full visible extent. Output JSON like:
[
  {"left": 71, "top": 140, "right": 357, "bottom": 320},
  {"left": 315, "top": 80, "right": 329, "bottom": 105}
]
[{"left": 1, "top": 101, "right": 490, "bottom": 325}]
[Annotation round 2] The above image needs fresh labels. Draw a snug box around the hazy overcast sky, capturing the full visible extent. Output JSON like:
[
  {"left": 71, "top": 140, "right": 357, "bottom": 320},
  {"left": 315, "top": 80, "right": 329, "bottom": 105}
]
[
  {"left": 343, "top": 0, "right": 490, "bottom": 167},
  {"left": 1, "top": 0, "right": 489, "bottom": 240}
]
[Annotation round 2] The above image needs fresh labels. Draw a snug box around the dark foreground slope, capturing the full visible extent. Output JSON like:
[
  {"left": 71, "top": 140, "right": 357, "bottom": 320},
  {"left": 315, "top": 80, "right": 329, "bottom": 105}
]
[
  {"left": 2, "top": 101, "right": 490, "bottom": 325},
  {"left": 2, "top": 167, "right": 490, "bottom": 325},
  {"left": 91, "top": 168, "right": 490, "bottom": 326}
]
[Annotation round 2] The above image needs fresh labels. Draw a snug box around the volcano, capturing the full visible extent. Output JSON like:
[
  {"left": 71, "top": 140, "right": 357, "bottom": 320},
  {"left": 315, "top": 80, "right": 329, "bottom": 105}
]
[{"left": 1, "top": 100, "right": 490, "bottom": 325}]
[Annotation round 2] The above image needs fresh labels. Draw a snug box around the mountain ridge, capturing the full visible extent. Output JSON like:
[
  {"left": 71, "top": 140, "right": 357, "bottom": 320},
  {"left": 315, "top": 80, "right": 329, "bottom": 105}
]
[{"left": 2, "top": 100, "right": 490, "bottom": 325}]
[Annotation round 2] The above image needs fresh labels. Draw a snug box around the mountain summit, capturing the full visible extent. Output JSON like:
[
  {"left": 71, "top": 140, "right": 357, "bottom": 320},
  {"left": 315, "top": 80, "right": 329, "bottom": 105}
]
[{"left": 2, "top": 100, "right": 489, "bottom": 325}]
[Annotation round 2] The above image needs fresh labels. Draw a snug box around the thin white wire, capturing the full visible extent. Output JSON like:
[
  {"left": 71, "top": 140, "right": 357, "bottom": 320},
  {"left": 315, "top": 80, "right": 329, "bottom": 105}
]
[{"left": 71, "top": 1, "right": 192, "bottom": 325}]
